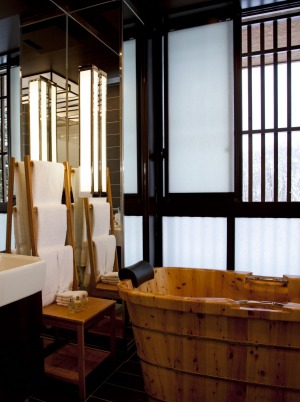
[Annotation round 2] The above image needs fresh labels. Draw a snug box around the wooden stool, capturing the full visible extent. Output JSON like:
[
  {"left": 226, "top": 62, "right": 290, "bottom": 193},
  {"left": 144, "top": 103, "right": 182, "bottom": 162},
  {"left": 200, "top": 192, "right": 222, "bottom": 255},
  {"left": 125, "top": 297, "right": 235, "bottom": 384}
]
[{"left": 42, "top": 297, "right": 116, "bottom": 400}]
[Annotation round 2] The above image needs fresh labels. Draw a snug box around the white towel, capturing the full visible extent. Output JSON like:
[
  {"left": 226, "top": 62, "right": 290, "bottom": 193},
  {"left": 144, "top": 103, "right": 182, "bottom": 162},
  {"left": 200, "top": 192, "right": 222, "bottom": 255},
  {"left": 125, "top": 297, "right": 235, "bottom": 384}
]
[
  {"left": 31, "top": 160, "right": 65, "bottom": 205},
  {"left": 89, "top": 198, "right": 110, "bottom": 237},
  {"left": 13, "top": 208, "right": 31, "bottom": 255},
  {"left": 100, "top": 272, "right": 119, "bottom": 285},
  {"left": 35, "top": 204, "right": 67, "bottom": 250},
  {"left": 57, "top": 245, "right": 73, "bottom": 294},
  {"left": 102, "top": 235, "right": 116, "bottom": 275},
  {"left": 72, "top": 168, "right": 85, "bottom": 269},
  {"left": 83, "top": 235, "right": 116, "bottom": 286},
  {"left": 13, "top": 162, "right": 31, "bottom": 255},
  {"left": 93, "top": 235, "right": 116, "bottom": 281},
  {"left": 56, "top": 290, "right": 88, "bottom": 301},
  {"left": 56, "top": 290, "right": 88, "bottom": 307},
  {"left": 39, "top": 247, "right": 59, "bottom": 307}
]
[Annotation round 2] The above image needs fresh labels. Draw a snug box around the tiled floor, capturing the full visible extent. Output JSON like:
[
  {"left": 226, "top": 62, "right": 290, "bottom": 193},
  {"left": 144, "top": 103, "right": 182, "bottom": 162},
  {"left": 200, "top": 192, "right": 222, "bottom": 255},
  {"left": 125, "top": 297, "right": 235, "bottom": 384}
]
[{"left": 28, "top": 338, "right": 148, "bottom": 402}]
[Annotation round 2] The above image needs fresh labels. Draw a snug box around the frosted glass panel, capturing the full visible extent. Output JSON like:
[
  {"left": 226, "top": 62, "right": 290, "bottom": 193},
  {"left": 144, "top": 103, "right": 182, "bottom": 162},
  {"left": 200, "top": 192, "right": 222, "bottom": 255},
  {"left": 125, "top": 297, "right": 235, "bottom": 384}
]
[
  {"left": 123, "top": 40, "right": 138, "bottom": 193},
  {"left": 163, "top": 217, "right": 227, "bottom": 269},
  {"left": 124, "top": 215, "right": 143, "bottom": 266},
  {"left": 0, "top": 214, "right": 7, "bottom": 251},
  {"left": 292, "top": 61, "right": 300, "bottom": 127},
  {"left": 10, "top": 66, "right": 21, "bottom": 160},
  {"left": 168, "top": 21, "right": 234, "bottom": 193},
  {"left": 235, "top": 218, "right": 300, "bottom": 276}
]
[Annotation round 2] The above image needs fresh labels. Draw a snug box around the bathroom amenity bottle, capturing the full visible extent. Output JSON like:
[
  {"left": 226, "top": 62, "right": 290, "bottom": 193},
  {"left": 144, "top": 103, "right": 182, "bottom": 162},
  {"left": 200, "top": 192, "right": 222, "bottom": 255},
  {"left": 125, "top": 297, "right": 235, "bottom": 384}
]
[
  {"left": 74, "top": 296, "right": 82, "bottom": 312},
  {"left": 81, "top": 294, "right": 87, "bottom": 310},
  {"left": 68, "top": 297, "right": 75, "bottom": 314}
]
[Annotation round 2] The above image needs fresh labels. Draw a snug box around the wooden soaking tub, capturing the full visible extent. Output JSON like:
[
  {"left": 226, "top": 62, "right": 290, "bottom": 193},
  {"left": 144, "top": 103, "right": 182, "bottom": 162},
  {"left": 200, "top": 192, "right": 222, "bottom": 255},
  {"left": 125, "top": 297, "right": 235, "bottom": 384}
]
[{"left": 118, "top": 267, "right": 300, "bottom": 402}]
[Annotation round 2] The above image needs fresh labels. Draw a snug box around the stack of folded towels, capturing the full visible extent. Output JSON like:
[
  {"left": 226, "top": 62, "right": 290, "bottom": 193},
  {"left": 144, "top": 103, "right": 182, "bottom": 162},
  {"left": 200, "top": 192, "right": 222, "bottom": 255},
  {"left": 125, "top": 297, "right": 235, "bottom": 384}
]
[
  {"left": 56, "top": 290, "right": 88, "bottom": 306},
  {"left": 100, "top": 272, "right": 120, "bottom": 285}
]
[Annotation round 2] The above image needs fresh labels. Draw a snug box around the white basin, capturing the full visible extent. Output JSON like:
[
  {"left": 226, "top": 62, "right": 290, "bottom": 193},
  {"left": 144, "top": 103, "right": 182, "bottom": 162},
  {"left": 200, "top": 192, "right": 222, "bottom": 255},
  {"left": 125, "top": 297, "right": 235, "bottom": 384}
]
[{"left": 0, "top": 253, "right": 46, "bottom": 307}]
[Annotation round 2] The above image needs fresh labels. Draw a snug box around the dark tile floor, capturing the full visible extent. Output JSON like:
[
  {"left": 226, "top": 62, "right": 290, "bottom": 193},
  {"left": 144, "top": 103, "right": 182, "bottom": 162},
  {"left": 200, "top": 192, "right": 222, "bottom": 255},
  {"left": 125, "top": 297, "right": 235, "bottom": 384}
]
[{"left": 28, "top": 339, "right": 148, "bottom": 402}]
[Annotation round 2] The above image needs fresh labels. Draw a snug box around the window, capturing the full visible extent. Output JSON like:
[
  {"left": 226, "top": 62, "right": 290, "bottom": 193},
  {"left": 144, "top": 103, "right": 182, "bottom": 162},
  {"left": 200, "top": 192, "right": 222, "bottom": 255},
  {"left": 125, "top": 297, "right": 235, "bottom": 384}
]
[
  {"left": 0, "top": 61, "right": 8, "bottom": 204},
  {"left": 242, "top": 10, "right": 300, "bottom": 202}
]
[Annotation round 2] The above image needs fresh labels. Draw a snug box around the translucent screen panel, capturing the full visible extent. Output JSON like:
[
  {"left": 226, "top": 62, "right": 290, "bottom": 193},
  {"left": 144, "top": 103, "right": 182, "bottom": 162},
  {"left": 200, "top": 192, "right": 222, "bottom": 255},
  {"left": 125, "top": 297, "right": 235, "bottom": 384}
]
[
  {"left": 168, "top": 21, "right": 234, "bottom": 193},
  {"left": 235, "top": 218, "right": 300, "bottom": 276},
  {"left": 10, "top": 66, "right": 21, "bottom": 160},
  {"left": 123, "top": 40, "right": 138, "bottom": 194},
  {"left": 163, "top": 217, "right": 227, "bottom": 269},
  {"left": 123, "top": 215, "right": 143, "bottom": 266},
  {"left": 292, "top": 61, "right": 300, "bottom": 127}
]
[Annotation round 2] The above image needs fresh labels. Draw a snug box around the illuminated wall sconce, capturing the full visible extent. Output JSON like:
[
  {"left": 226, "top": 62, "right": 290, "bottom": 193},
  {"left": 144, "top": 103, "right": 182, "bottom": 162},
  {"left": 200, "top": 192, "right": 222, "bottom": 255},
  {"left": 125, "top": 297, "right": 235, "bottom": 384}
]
[
  {"left": 99, "top": 70, "right": 107, "bottom": 193},
  {"left": 29, "top": 77, "right": 57, "bottom": 161},
  {"left": 79, "top": 65, "right": 107, "bottom": 197}
]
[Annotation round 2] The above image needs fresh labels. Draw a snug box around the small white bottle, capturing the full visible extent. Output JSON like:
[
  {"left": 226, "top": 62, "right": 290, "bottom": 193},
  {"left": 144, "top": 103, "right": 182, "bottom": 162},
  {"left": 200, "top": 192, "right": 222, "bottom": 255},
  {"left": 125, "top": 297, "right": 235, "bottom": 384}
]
[
  {"left": 81, "top": 294, "right": 87, "bottom": 310},
  {"left": 74, "top": 296, "right": 82, "bottom": 313},
  {"left": 68, "top": 297, "right": 75, "bottom": 314}
]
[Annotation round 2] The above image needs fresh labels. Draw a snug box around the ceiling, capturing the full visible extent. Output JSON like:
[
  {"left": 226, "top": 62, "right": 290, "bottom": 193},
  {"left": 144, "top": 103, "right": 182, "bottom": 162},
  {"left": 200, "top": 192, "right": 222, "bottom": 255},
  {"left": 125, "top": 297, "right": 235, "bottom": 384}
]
[{"left": 0, "top": 0, "right": 297, "bottom": 82}]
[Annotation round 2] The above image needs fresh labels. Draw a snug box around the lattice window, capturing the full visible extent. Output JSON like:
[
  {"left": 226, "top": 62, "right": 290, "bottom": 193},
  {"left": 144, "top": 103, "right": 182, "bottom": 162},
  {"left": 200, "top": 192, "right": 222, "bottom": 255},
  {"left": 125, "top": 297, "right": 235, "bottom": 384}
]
[{"left": 242, "top": 11, "right": 300, "bottom": 201}]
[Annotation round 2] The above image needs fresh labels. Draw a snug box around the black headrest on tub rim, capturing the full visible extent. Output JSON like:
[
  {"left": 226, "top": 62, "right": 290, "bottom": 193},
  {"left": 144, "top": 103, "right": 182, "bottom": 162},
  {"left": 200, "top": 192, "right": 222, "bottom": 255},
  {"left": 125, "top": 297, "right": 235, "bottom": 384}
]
[{"left": 119, "top": 260, "right": 154, "bottom": 287}]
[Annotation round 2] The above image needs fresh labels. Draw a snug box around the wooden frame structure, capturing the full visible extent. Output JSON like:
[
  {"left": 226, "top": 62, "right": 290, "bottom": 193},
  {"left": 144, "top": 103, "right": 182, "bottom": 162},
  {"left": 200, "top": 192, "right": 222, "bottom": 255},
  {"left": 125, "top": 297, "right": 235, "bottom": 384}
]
[{"left": 83, "top": 167, "right": 119, "bottom": 299}]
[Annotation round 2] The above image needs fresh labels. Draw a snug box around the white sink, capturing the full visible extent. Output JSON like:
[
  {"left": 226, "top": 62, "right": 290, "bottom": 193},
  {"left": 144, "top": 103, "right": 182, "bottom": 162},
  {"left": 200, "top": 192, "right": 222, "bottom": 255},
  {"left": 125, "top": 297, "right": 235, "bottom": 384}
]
[{"left": 0, "top": 253, "right": 46, "bottom": 307}]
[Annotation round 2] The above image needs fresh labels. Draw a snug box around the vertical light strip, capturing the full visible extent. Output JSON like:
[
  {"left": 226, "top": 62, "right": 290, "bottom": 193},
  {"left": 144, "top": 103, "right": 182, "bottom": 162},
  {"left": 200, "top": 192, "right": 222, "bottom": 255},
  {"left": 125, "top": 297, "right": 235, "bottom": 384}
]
[
  {"left": 51, "top": 83, "right": 57, "bottom": 162},
  {"left": 93, "top": 68, "right": 99, "bottom": 194},
  {"left": 29, "top": 78, "right": 57, "bottom": 162},
  {"left": 79, "top": 65, "right": 107, "bottom": 196},
  {"left": 79, "top": 68, "right": 92, "bottom": 196},
  {"left": 40, "top": 79, "right": 48, "bottom": 161},
  {"left": 100, "top": 70, "right": 107, "bottom": 193},
  {"left": 29, "top": 80, "right": 40, "bottom": 160}
]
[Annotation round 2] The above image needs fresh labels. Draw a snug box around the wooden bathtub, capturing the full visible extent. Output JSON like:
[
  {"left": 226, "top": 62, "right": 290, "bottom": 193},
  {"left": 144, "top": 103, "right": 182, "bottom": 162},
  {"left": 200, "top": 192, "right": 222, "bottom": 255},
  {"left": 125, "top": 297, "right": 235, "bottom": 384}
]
[{"left": 118, "top": 267, "right": 300, "bottom": 402}]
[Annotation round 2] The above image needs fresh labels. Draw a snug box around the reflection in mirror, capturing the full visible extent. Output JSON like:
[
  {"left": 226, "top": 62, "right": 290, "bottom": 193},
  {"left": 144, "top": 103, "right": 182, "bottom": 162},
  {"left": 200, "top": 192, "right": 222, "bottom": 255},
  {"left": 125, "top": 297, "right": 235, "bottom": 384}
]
[
  {"left": 19, "top": 0, "right": 122, "bottom": 280},
  {"left": 122, "top": 1, "right": 145, "bottom": 265},
  {"left": 20, "top": 0, "right": 121, "bottom": 209}
]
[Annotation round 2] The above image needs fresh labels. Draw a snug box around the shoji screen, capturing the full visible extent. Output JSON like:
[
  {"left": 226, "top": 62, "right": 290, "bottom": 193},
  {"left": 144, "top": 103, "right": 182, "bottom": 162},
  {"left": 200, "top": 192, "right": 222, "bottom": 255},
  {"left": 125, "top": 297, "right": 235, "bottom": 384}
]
[
  {"left": 235, "top": 218, "right": 300, "bottom": 276},
  {"left": 168, "top": 21, "right": 234, "bottom": 193},
  {"left": 123, "top": 39, "right": 138, "bottom": 194},
  {"left": 163, "top": 217, "right": 227, "bottom": 269},
  {"left": 124, "top": 216, "right": 143, "bottom": 266}
]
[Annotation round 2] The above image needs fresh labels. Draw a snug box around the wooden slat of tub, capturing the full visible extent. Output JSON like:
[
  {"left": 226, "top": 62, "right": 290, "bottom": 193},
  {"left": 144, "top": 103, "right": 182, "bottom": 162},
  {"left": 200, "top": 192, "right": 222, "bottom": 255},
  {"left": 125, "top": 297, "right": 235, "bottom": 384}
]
[{"left": 137, "top": 268, "right": 300, "bottom": 303}]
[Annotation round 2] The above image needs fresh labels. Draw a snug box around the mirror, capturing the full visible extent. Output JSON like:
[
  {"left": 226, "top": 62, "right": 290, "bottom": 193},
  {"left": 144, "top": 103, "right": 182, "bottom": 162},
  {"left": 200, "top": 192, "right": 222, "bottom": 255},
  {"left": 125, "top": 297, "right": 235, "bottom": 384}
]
[
  {"left": 20, "top": 0, "right": 121, "bottom": 209},
  {"left": 20, "top": 0, "right": 122, "bottom": 277}
]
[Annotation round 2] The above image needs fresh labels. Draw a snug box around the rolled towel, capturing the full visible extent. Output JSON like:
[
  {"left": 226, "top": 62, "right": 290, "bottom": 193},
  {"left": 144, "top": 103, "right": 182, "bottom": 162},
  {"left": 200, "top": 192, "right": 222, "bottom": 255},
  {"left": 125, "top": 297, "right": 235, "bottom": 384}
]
[{"left": 118, "top": 260, "right": 154, "bottom": 288}]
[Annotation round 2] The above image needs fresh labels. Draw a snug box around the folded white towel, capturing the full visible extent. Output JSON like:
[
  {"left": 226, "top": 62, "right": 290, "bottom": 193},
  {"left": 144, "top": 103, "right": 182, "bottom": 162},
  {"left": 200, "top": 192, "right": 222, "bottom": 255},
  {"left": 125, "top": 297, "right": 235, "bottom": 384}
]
[
  {"left": 100, "top": 278, "right": 119, "bottom": 285},
  {"left": 100, "top": 272, "right": 119, "bottom": 285},
  {"left": 35, "top": 204, "right": 67, "bottom": 250},
  {"left": 31, "top": 160, "right": 65, "bottom": 205},
  {"left": 13, "top": 162, "right": 31, "bottom": 255},
  {"left": 90, "top": 199, "right": 110, "bottom": 237},
  {"left": 56, "top": 290, "right": 88, "bottom": 301},
  {"left": 56, "top": 301, "right": 70, "bottom": 307},
  {"left": 57, "top": 245, "right": 73, "bottom": 294},
  {"left": 102, "top": 272, "right": 119, "bottom": 278},
  {"left": 39, "top": 247, "right": 60, "bottom": 307},
  {"left": 83, "top": 235, "right": 116, "bottom": 286}
]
